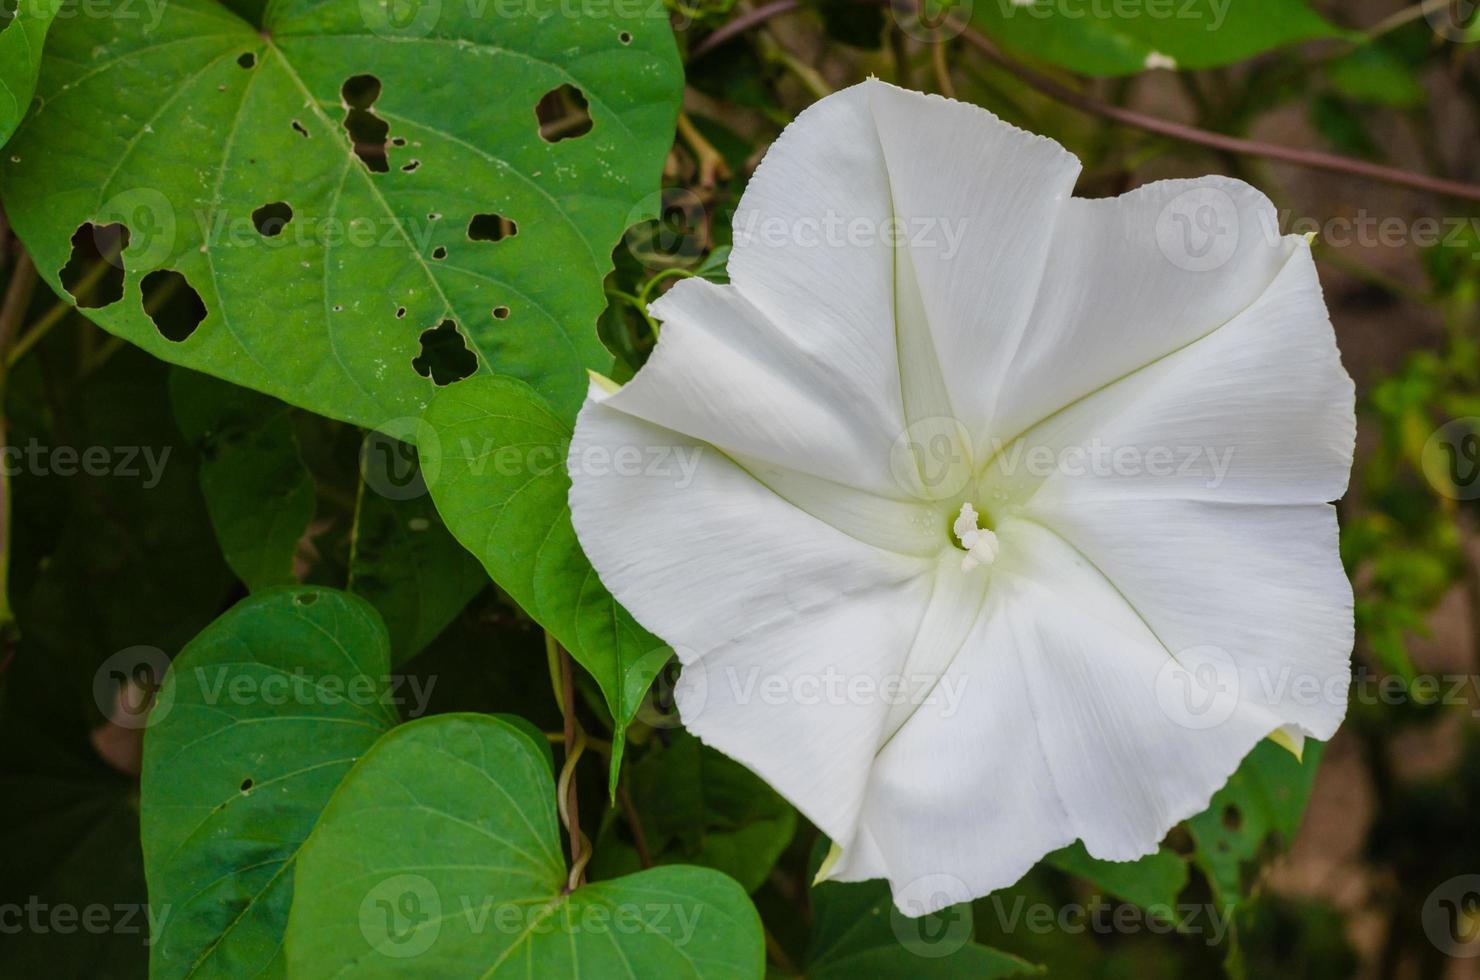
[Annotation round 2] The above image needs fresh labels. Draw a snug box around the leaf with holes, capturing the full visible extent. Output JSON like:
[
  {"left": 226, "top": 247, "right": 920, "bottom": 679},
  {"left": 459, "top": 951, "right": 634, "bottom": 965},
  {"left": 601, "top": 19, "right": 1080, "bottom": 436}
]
[
  {"left": 0, "top": 0, "right": 59, "bottom": 148},
  {"left": 284, "top": 713, "right": 766, "bottom": 978},
  {"left": 419, "top": 375, "right": 670, "bottom": 793},
  {"left": 140, "top": 587, "right": 399, "bottom": 979},
  {"left": 1, "top": 0, "right": 681, "bottom": 430},
  {"left": 968, "top": 0, "right": 1347, "bottom": 76}
]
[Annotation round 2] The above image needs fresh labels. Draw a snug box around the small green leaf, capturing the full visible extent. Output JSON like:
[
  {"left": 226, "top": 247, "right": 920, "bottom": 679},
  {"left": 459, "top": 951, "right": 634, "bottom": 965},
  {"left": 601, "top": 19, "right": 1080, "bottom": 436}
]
[
  {"left": 804, "top": 840, "right": 1042, "bottom": 978},
  {"left": 140, "top": 587, "right": 399, "bottom": 980},
  {"left": 1325, "top": 43, "right": 1425, "bottom": 109},
  {"left": 588, "top": 730, "right": 797, "bottom": 893},
  {"left": 284, "top": 713, "right": 766, "bottom": 978},
  {"left": 1045, "top": 841, "right": 1188, "bottom": 916},
  {"left": 0, "top": 0, "right": 59, "bottom": 148},
  {"left": 1188, "top": 738, "right": 1325, "bottom": 910},
  {"left": 348, "top": 461, "right": 486, "bottom": 663},
  {"left": 419, "top": 375, "right": 671, "bottom": 791},
  {"left": 171, "top": 369, "right": 316, "bottom": 590},
  {"left": 2, "top": 0, "right": 681, "bottom": 429},
  {"left": 972, "top": 0, "right": 1346, "bottom": 77}
]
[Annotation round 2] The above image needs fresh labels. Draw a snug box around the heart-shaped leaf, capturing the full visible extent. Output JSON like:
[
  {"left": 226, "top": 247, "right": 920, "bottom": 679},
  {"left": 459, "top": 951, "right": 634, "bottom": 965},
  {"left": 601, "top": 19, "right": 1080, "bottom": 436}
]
[
  {"left": 284, "top": 712, "right": 766, "bottom": 977},
  {"left": 419, "top": 375, "right": 670, "bottom": 791},
  {"left": 969, "top": 0, "right": 1345, "bottom": 77},
  {"left": 140, "top": 587, "right": 399, "bottom": 979},
  {"left": 0, "top": 0, "right": 58, "bottom": 147},
  {"left": 1, "top": 0, "right": 680, "bottom": 428}
]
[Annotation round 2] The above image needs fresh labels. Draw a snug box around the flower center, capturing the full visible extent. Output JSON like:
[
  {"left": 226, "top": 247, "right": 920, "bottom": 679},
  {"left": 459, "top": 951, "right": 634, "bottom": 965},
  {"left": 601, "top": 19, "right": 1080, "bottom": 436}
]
[{"left": 951, "top": 502, "right": 999, "bottom": 572}]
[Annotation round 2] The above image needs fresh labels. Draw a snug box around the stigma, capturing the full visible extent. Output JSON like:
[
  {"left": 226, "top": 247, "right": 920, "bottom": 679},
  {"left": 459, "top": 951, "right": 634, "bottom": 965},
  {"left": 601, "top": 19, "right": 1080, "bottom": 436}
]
[{"left": 952, "top": 502, "right": 999, "bottom": 572}]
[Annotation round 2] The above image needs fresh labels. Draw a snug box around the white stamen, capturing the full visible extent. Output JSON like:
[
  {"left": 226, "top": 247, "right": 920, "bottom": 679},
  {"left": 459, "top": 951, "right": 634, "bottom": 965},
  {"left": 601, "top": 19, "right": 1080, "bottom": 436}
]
[{"left": 952, "top": 502, "right": 999, "bottom": 572}]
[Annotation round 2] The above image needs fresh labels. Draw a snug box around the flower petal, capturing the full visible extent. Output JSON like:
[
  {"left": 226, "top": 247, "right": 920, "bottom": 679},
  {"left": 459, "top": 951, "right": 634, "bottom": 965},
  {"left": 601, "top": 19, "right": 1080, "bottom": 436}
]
[
  {"left": 980, "top": 243, "right": 1354, "bottom": 508},
  {"left": 729, "top": 79, "right": 1080, "bottom": 447},
  {"left": 568, "top": 397, "right": 936, "bottom": 837}
]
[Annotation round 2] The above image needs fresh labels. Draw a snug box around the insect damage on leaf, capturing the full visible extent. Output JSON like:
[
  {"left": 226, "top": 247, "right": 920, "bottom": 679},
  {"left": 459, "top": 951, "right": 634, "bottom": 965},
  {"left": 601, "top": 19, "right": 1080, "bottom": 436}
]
[
  {"left": 141, "top": 269, "right": 207, "bottom": 343},
  {"left": 341, "top": 74, "right": 390, "bottom": 173},
  {"left": 469, "top": 212, "right": 518, "bottom": 242},
  {"left": 251, "top": 201, "right": 293, "bottom": 237},
  {"left": 60, "top": 222, "right": 128, "bottom": 308},
  {"left": 413, "top": 318, "right": 477, "bottom": 385},
  {"left": 536, "top": 83, "right": 593, "bottom": 142}
]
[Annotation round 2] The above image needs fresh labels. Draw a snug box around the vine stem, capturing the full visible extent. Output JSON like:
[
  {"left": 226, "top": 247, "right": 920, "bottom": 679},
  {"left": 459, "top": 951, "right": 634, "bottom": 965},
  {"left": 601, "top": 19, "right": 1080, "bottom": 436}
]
[
  {"left": 617, "top": 779, "right": 654, "bottom": 869},
  {"left": 554, "top": 641, "right": 591, "bottom": 892},
  {"left": 689, "top": 0, "right": 1480, "bottom": 202},
  {"left": 0, "top": 248, "right": 37, "bottom": 647}
]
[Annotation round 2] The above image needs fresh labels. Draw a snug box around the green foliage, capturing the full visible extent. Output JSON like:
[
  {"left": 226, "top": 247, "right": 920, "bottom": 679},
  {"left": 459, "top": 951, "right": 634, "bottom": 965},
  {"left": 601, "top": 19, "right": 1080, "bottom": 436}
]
[
  {"left": 284, "top": 713, "right": 766, "bottom": 977},
  {"left": 0, "top": 0, "right": 682, "bottom": 429},
  {"left": 419, "top": 376, "right": 670, "bottom": 789},
  {"left": 140, "top": 588, "right": 398, "bottom": 978},
  {"left": 0, "top": 0, "right": 58, "bottom": 147}
]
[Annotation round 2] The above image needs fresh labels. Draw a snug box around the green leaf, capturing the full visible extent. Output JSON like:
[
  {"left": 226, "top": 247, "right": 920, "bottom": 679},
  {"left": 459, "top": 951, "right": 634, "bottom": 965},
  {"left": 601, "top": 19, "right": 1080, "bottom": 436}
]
[
  {"left": 1045, "top": 841, "right": 1188, "bottom": 915},
  {"left": 419, "top": 375, "right": 671, "bottom": 791},
  {"left": 1187, "top": 739, "right": 1325, "bottom": 910},
  {"left": 171, "top": 369, "right": 316, "bottom": 590},
  {"left": 1325, "top": 43, "right": 1425, "bottom": 109},
  {"left": 803, "top": 840, "right": 1042, "bottom": 979},
  {"left": 140, "top": 587, "right": 399, "bottom": 980},
  {"left": 0, "top": 0, "right": 59, "bottom": 148},
  {"left": 284, "top": 713, "right": 766, "bottom": 978},
  {"left": 971, "top": 0, "right": 1345, "bottom": 77},
  {"left": 588, "top": 730, "right": 797, "bottom": 893},
  {"left": 1, "top": 0, "right": 681, "bottom": 429},
  {"left": 348, "top": 466, "right": 486, "bottom": 663}
]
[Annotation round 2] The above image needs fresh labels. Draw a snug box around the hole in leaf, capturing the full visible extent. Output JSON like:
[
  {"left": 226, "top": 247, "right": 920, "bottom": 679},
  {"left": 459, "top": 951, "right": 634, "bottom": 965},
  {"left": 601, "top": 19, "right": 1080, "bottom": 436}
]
[
  {"left": 395, "top": 306, "right": 407, "bottom": 319},
  {"left": 295, "top": 591, "right": 318, "bottom": 606},
  {"left": 391, "top": 137, "right": 407, "bottom": 147},
  {"left": 468, "top": 213, "right": 517, "bottom": 243},
  {"left": 141, "top": 269, "right": 207, "bottom": 342},
  {"left": 240, "top": 778, "right": 254, "bottom": 792},
  {"left": 60, "top": 222, "right": 129, "bottom": 308},
  {"left": 237, "top": 52, "right": 256, "bottom": 68},
  {"left": 413, "top": 319, "right": 477, "bottom": 385},
  {"left": 536, "top": 84, "right": 592, "bottom": 142},
  {"left": 427, "top": 212, "right": 441, "bottom": 221},
  {"left": 431, "top": 246, "right": 447, "bottom": 260},
  {"left": 341, "top": 74, "right": 389, "bottom": 173},
  {"left": 251, "top": 201, "right": 293, "bottom": 237},
  {"left": 1221, "top": 805, "right": 1242, "bottom": 831},
  {"left": 619, "top": 30, "right": 632, "bottom": 44},
  {"left": 291, "top": 120, "right": 309, "bottom": 138},
  {"left": 492, "top": 305, "right": 509, "bottom": 320},
  {"left": 400, "top": 159, "right": 420, "bottom": 173}
]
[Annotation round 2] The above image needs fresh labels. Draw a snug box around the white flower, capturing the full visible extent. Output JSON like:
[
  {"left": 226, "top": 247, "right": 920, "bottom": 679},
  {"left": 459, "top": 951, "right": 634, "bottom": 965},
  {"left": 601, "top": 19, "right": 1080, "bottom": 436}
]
[{"left": 569, "top": 79, "right": 1354, "bottom": 914}]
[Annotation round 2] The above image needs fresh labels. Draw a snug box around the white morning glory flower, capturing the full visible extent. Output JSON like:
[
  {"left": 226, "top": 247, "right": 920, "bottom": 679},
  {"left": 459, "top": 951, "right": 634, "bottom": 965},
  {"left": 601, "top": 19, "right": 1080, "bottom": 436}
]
[{"left": 569, "top": 79, "right": 1355, "bottom": 914}]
